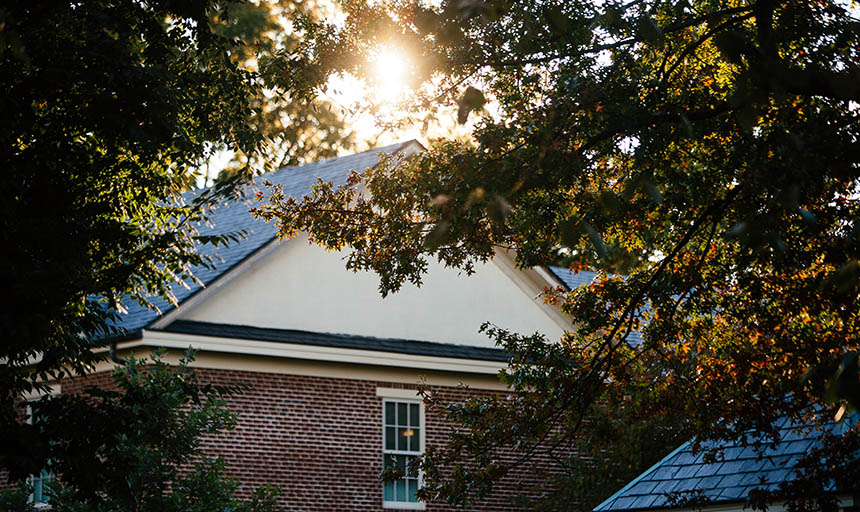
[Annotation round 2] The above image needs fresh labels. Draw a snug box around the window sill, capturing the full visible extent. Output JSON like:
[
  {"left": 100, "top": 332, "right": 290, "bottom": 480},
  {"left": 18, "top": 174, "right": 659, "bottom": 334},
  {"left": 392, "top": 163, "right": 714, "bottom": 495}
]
[{"left": 383, "top": 501, "right": 425, "bottom": 510}]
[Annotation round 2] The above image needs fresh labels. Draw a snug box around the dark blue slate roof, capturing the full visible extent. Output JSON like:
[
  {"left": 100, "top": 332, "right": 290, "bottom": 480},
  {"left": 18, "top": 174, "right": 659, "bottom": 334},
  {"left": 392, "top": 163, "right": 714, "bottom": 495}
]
[
  {"left": 548, "top": 266, "right": 599, "bottom": 290},
  {"left": 113, "top": 141, "right": 417, "bottom": 335},
  {"left": 548, "top": 266, "right": 644, "bottom": 347},
  {"left": 594, "top": 417, "right": 854, "bottom": 511},
  {"left": 160, "top": 320, "right": 509, "bottom": 362}
]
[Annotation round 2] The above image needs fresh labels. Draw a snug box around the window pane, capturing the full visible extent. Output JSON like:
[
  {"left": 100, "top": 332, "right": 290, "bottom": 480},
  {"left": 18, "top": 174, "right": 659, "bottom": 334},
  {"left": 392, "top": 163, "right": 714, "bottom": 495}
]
[
  {"left": 386, "top": 426, "right": 396, "bottom": 450},
  {"left": 406, "top": 455, "right": 418, "bottom": 477},
  {"left": 397, "top": 427, "right": 407, "bottom": 450},
  {"left": 409, "top": 428, "right": 420, "bottom": 452},
  {"left": 397, "top": 403, "right": 407, "bottom": 425},
  {"left": 385, "top": 402, "right": 395, "bottom": 425},
  {"left": 410, "top": 403, "right": 419, "bottom": 426},
  {"left": 33, "top": 478, "right": 42, "bottom": 502},
  {"left": 383, "top": 481, "right": 394, "bottom": 501},
  {"left": 396, "top": 478, "right": 406, "bottom": 502},
  {"left": 408, "top": 478, "right": 418, "bottom": 502},
  {"left": 397, "top": 455, "right": 407, "bottom": 472}
]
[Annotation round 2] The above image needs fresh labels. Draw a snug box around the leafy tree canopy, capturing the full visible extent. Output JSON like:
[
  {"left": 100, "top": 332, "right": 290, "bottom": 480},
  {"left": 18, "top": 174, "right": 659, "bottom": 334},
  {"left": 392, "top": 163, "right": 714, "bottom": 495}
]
[
  {"left": 2, "top": 0, "right": 259, "bottom": 398},
  {"left": 0, "top": 0, "right": 354, "bottom": 475},
  {"left": 209, "top": 0, "right": 359, "bottom": 174},
  {"left": 257, "top": 0, "right": 860, "bottom": 508}
]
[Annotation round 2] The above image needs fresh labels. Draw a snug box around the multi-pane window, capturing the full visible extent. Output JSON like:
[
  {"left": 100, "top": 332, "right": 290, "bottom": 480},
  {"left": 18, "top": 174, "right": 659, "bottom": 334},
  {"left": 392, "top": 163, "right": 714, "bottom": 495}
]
[{"left": 382, "top": 400, "right": 422, "bottom": 508}]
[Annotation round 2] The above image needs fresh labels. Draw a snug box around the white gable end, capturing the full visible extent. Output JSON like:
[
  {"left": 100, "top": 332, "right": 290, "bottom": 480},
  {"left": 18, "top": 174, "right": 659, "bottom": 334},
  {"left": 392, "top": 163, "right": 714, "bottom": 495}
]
[{"left": 178, "top": 233, "right": 567, "bottom": 348}]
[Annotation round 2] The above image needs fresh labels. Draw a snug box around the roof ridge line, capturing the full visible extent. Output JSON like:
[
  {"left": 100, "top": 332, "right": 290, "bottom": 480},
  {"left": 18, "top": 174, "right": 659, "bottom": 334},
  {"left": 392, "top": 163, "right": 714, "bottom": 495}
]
[{"left": 263, "top": 139, "right": 421, "bottom": 177}]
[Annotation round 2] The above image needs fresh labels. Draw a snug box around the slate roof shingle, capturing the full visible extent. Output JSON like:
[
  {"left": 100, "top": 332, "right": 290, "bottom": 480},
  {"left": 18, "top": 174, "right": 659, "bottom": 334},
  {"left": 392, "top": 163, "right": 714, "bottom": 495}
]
[{"left": 548, "top": 266, "right": 599, "bottom": 290}]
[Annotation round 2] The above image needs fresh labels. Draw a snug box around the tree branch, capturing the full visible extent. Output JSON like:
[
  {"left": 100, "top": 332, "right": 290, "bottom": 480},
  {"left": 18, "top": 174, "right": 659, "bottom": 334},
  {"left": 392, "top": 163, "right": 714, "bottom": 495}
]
[{"left": 452, "top": 6, "right": 755, "bottom": 69}]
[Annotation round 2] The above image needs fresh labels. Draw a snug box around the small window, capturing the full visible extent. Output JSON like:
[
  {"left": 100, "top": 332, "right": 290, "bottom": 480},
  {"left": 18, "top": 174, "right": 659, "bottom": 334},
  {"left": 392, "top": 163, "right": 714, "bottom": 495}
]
[
  {"left": 26, "top": 404, "right": 55, "bottom": 508},
  {"left": 382, "top": 399, "right": 423, "bottom": 509},
  {"left": 29, "top": 467, "right": 55, "bottom": 507}
]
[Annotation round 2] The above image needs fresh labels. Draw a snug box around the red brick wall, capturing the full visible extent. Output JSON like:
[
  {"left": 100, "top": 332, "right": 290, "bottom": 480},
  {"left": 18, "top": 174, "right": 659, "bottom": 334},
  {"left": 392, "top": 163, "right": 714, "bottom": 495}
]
[
  {"left": 189, "top": 367, "right": 548, "bottom": 511},
  {"left": 7, "top": 366, "right": 557, "bottom": 511}
]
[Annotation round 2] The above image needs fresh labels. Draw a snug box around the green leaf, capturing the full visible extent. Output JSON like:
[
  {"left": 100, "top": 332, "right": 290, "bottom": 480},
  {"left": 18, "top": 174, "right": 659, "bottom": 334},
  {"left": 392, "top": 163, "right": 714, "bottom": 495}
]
[
  {"left": 641, "top": 179, "right": 663, "bottom": 205},
  {"left": 824, "top": 351, "right": 860, "bottom": 413},
  {"left": 679, "top": 113, "right": 695, "bottom": 138},
  {"left": 559, "top": 217, "right": 584, "bottom": 248},
  {"left": 798, "top": 207, "right": 816, "bottom": 224},
  {"left": 713, "top": 30, "right": 748, "bottom": 64},
  {"left": 734, "top": 104, "right": 758, "bottom": 132}
]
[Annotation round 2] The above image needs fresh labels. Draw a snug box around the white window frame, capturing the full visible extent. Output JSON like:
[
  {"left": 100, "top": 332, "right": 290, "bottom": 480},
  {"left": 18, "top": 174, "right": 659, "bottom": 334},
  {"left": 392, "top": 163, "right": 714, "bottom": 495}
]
[
  {"left": 23, "top": 385, "right": 60, "bottom": 509},
  {"left": 377, "top": 388, "right": 425, "bottom": 510}
]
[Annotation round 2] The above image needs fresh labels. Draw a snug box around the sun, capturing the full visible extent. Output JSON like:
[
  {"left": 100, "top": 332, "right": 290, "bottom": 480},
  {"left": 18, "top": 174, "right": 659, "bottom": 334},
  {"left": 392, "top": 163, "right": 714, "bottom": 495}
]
[
  {"left": 322, "top": 45, "right": 414, "bottom": 112},
  {"left": 370, "top": 46, "right": 410, "bottom": 103}
]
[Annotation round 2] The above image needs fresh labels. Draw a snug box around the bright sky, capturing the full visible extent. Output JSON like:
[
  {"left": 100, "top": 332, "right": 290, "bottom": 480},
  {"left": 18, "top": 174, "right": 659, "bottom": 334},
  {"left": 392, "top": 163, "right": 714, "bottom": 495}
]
[
  {"left": 321, "top": 44, "right": 478, "bottom": 152},
  {"left": 200, "top": 47, "right": 474, "bottom": 187},
  {"left": 200, "top": 0, "right": 484, "bottom": 185}
]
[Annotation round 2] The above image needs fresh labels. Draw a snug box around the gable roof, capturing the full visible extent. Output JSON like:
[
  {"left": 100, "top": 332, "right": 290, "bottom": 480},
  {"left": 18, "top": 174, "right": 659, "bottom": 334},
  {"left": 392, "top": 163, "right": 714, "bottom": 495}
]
[
  {"left": 594, "top": 416, "right": 854, "bottom": 512},
  {"left": 112, "top": 141, "right": 420, "bottom": 337}
]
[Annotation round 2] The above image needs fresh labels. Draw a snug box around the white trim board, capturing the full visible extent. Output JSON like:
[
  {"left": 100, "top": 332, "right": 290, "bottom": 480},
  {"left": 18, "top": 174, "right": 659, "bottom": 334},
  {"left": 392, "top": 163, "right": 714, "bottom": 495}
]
[
  {"left": 376, "top": 388, "right": 423, "bottom": 399},
  {"left": 91, "top": 349, "right": 508, "bottom": 389},
  {"left": 129, "top": 329, "right": 506, "bottom": 375},
  {"left": 149, "top": 238, "right": 282, "bottom": 330},
  {"left": 491, "top": 249, "right": 571, "bottom": 333}
]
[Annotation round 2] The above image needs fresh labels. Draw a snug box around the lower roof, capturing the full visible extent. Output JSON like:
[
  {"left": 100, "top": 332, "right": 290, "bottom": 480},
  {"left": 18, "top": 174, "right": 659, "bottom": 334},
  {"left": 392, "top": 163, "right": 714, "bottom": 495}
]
[
  {"left": 154, "top": 319, "right": 510, "bottom": 363},
  {"left": 594, "top": 415, "right": 855, "bottom": 512}
]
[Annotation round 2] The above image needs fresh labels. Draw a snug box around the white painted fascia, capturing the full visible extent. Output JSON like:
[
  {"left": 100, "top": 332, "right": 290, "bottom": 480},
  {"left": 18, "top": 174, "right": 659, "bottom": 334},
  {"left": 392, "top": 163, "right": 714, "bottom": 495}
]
[
  {"left": 132, "top": 329, "right": 506, "bottom": 375},
  {"left": 534, "top": 265, "right": 566, "bottom": 289}
]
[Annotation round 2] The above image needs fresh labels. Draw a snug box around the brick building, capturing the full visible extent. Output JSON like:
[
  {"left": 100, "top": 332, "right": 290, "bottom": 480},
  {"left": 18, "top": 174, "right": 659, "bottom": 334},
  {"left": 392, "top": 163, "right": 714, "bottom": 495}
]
[{"left": 33, "top": 141, "right": 574, "bottom": 510}]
